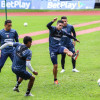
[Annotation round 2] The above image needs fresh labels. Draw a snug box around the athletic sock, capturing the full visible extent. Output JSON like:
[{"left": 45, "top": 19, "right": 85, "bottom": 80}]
[
  {"left": 72, "top": 58, "right": 76, "bottom": 69},
  {"left": 54, "top": 79, "right": 57, "bottom": 81},
  {"left": 15, "top": 81, "right": 21, "bottom": 88},
  {"left": 16, "top": 75, "right": 19, "bottom": 81},
  {"left": 26, "top": 89, "right": 31, "bottom": 94},
  {"left": 61, "top": 54, "right": 66, "bottom": 69},
  {"left": 72, "top": 54, "right": 75, "bottom": 58}
]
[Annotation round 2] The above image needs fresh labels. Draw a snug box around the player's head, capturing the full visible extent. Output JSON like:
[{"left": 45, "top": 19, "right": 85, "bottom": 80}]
[
  {"left": 5, "top": 20, "right": 12, "bottom": 31},
  {"left": 56, "top": 20, "right": 64, "bottom": 30},
  {"left": 23, "top": 36, "right": 32, "bottom": 48},
  {"left": 61, "top": 16, "right": 67, "bottom": 26}
]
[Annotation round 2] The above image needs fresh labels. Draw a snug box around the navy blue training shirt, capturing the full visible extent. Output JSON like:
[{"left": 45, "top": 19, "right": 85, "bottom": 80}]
[
  {"left": 0, "top": 29, "right": 19, "bottom": 53},
  {"left": 12, "top": 43, "right": 32, "bottom": 70},
  {"left": 47, "top": 21, "right": 77, "bottom": 51},
  {"left": 61, "top": 24, "right": 76, "bottom": 46}
]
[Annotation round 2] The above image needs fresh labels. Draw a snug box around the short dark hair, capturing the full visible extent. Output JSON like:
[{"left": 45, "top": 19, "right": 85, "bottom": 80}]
[
  {"left": 23, "top": 36, "right": 32, "bottom": 44},
  {"left": 61, "top": 16, "right": 67, "bottom": 20},
  {"left": 57, "top": 20, "right": 64, "bottom": 24},
  {"left": 5, "top": 20, "right": 12, "bottom": 25}
]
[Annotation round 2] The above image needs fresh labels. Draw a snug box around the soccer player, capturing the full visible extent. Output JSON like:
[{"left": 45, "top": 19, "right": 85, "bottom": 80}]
[
  {"left": 60, "top": 16, "right": 79, "bottom": 73},
  {"left": 47, "top": 17, "right": 80, "bottom": 84},
  {"left": 0, "top": 20, "right": 19, "bottom": 75},
  {"left": 0, "top": 36, "right": 38, "bottom": 96}
]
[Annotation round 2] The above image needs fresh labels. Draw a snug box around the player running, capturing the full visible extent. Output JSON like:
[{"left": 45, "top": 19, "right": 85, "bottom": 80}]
[
  {"left": 47, "top": 17, "right": 80, "bottom": 84},
  {"left": 60, "top": 16, "right": 79, "bottom": 73},
  {"left": 0, "top": 20, "right": 19, "bottom": 80},
  {"left": 0, "top": 36, "right": 38, "bottom": 96}
]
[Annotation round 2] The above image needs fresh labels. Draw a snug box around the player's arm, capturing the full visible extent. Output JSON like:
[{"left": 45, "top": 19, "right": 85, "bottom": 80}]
[
  {"left": 47, "top": 17, "right": 57, "bottom": 29},
  {"left": 0, "top": 34, "right": 1, "bottom": 57},
  {"left": 15, "top": 31, "right": 19, "bottom": 42},
  {"left": 0, "top": 42, "right": 13, "bottom": 57},
  {"left": 0, "top": 42, "right": 20, "bottom": 50},
  {"left": 0, "top": 33, "right": 1, "bottom": 43},
  {"left": 71, "top": 26, "right": 76, "bottom": 46},
  {"left": 0, "top": 42, "right": 13, "bottom": 50},
  {"left": 64, "top": 31, "right": 80, "bottom": 43},
  {"left": 26, "top": 60, "right": 38, "bottom": 75}
]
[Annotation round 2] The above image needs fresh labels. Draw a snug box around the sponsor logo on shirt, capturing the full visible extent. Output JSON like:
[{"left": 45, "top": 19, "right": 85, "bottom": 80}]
[
  {"left": 53, "top": 37, "right": 61, "bottom": 41},
  {"left": 5, "top": 33, "right": 9, "bottom": 34},
  {"left": 4, "top": 39, "right": 14, "bottom": 42},
  {"left": 62, "top": 35, "right": 67, "bottom": 37},
  {"left": 6, "top": 35, "right": 9, "bottom": 38}
]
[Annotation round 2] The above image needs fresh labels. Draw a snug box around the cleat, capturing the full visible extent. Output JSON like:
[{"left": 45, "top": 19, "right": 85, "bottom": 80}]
[
  {"left": 73, "top": 50, "right": 79, "bottom": 60},
  {"left": 25, "top": 93, "right": 34, "bottom": 96},
  {"left": 60, "top": 69, "right": 65, "bottom": 73},
  {"left": 72, "top": 68, "right": 80, "bottom": 72},
  {"left": 54, "top": 80, "right": 59, "bottom": 85},
  {"left": 13, "top": 87, "right": 19, "bottom": 92}
]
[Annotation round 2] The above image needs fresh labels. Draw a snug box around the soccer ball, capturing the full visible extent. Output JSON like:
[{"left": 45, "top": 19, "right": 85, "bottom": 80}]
[
  {"left": 97, "top": 79, "right": 100, "bottom": 86},
  {"left": 24, "top": 22, "right": 28, "bottom": 27}
]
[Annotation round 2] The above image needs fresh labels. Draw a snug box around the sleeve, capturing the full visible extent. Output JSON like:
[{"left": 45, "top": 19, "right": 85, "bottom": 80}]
[
  {"left": 47, "top": 21, "right": 54, "bottom": 30},
  {"left": 0, "top": 32, "right": 1, "bottom": 42},
  {"left": 71, "top": 26, "right": 76, "bottom": 38},
  {"left": 15, "top": 31, "right": 19, "bottom": 42},
  {"left": 0, "top": 42, "right": 21, "bottom": 50},
  {"left": 0, "top": 33, "right": 1, "bottom": 45},
  {"left": 26, "top": 61, "right": 35, "bottom": 72},
  {"left": 26, "top": 51, "right": 32, "bottom": 61},
  {"left": 0, "top": 42, "right": 13, "bottom": 50},
  {"left": 63, "top": 31, "right": 77, "bottom": 41},
  {"left": 13, "top": 42, "right": 20, "bottom": 47}
]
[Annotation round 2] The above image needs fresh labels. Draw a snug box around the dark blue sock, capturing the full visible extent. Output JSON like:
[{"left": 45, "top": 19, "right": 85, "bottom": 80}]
[{"left": 72, "top": 58, "right": 76, "bottom": 69}]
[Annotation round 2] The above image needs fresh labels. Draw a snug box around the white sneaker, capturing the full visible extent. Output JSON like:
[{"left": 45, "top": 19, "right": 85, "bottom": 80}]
[
  {"left": 72, "top": 68, "right": 79, "bottom": 72},
  {"left": 25, "top": 93, "right": 34, "bottom": 96},
  {"left": 60, "top": 69, "right": 65, "bottom": 73},
  {"left": 13, "top": 87, "right": 19, "bottom": 92}
]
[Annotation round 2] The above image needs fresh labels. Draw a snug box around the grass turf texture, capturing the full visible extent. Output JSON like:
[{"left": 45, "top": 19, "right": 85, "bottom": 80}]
[
  {"left": 0, "top": 9, "right": 100, "bottom": 12},
  {"left": 0, "top": 15, "right": 100, "bottom": 100},
  {"left": 0, "top": 31, "right": 100, "bottom": 100},
  {"left": 0, "top": 15, "right": 100, "bottom": 35}
]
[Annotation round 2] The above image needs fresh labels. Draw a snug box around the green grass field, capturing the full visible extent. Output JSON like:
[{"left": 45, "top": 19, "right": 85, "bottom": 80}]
[
  {"left": 0, "top": 8, "right": 100, "bottom": 13},
  {"left": 0, "top": 14, "right": 100, "bottom": 100}
]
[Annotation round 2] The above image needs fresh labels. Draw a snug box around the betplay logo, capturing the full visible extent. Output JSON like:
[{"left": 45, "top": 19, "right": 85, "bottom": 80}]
[
  {"left": 1, "top": 0, "right": 30, "bottom": 9},
  {"left": 47, "top": 2, "right": 77, "bottom": 9}
]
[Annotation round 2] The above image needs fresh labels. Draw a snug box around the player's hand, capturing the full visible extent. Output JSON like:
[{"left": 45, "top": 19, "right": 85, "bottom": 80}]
[
  {"left": 73, "top": 41, "right": 76, "bottom": 46},
  {"left": 52, "top": 17, "right": 57, "bottom": 22},
  {"left": 76, "top": 40, "right": 80, "bottom": 43},
  {"left": 0, "top": 50, "right": 1, "bottom": 58},
  {"left": 33, "top": 71, "right": 38, "bottom": 75}
]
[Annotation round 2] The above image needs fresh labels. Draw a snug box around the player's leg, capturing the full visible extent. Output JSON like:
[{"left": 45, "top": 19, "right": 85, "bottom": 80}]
[
  {"left": 59, "top": 46, "right": 79, "bottom": 60},
  {"left": 63, "top": 48, "right": 73, "bottom": 56},
  {"left": 22, "top": 71, "right": 35, "bottom": 96},
  {"left": 69, "top": 44, "right": 79, "bottom": 72},
  {"left": 53, "top": 64, "right": 58, "bottom": 82},
  {"left": 63, "top": 48, "right": 79, "bottom": 60},
  {"left": 0, "top": 53, "right": 8, "bottom": 72},
  {"left": 12, "top": 68, "right": 23, "bottom": 92},
  {"left": 71, "top": 58, "right": 80, "bottom": 72},
  {"left": 9, "top": 52, "right": 19, "bottom": 81},
  {"left": 50, "top": 52, "right": 59, "bottom": 84},
  {"left": 60, "top": 54, "right": 66, "bottom": 73},
  {"left": 12, "top": 69, "right": 35, "bottom": 96},
  {"left": 25, "top": 75, "right": 35, "bottom": 96},
  {"left": 13, "top": 77, "right": 23, "bottom": 92}
]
